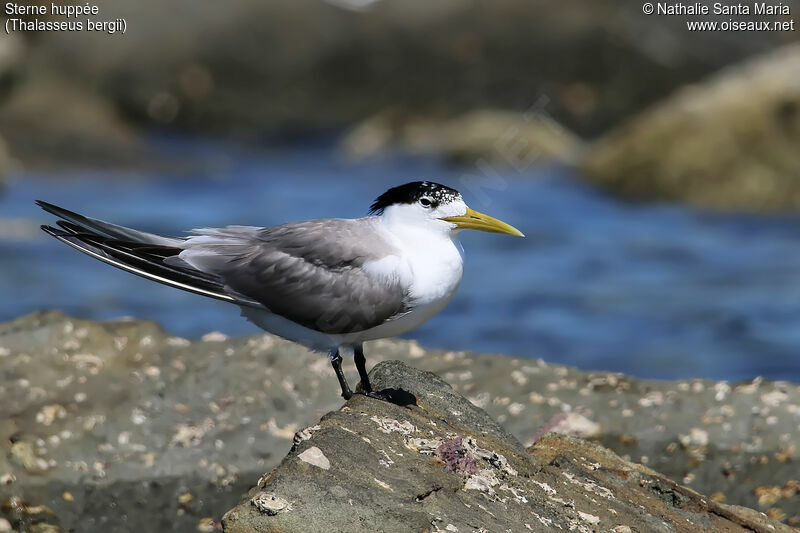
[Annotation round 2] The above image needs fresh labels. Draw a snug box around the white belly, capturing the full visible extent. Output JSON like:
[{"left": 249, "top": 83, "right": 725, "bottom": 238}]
[{"left": 349, "top": 231, "right": 464, "bottom": 343}]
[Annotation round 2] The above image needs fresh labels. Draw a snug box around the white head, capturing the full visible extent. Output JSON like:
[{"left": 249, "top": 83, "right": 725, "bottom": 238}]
[{"left": 369, "top": 181, "right": 524, "bottom": 238}]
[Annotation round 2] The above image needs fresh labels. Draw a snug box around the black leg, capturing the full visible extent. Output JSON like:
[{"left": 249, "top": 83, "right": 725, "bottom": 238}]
[
  {"left": 352, "top": 344, "right": 396, "bottom": 402},
  {"left": 329, "top": 347, "right": 353, "bottom": 400},
  {"left": 354, "top": 343, "right": 372, "bottom": 393},
  {"left": 331, "top": 345, "right": 397, "bottom": 403}
]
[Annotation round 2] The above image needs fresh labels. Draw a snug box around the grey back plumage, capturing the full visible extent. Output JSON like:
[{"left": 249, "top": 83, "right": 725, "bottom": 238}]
[{"left": 177, "top": 219, "right": 410, "bottom": 334}]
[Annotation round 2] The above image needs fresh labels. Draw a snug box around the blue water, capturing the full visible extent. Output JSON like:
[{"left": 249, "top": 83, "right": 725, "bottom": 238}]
[{"left": 3, "top": 136, "right": 800, "bottom": 382}]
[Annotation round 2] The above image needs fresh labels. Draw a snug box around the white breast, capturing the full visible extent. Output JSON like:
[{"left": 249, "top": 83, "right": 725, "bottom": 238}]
[
  {"left": 349, "top": 220, "right": 464, "bottom": 343},
  {"left": 403, "top": 233, "right": 464, "bottom": 307}
]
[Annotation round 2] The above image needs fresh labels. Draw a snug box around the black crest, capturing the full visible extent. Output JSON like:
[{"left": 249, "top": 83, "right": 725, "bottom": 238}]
[{"left": 368, "top": 181, "right": 461, "bottom": 215}]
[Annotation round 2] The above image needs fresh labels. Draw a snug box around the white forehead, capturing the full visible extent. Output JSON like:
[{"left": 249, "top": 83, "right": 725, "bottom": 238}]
[{"left": 435, "top": 196, "right": 468, "bottom": 217}]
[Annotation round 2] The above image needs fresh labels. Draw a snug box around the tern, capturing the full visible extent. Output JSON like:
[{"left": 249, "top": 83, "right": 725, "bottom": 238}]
[{"left": 38, "top": 181, "right": 523, "bottom": 400}]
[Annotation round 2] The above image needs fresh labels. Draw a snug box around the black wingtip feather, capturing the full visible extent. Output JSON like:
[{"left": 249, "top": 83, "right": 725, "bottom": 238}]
[
  {"left": 39, "top": 209, "right": 265, "bottom": 310},
  {"left": 37, "top": 200, "right": 60, "bottom": 210},
  {"left": 36, "top": 200, "right": 66, "bottom": 216},
  {"left": 37, "top": 201, "right": 88, "bottom": 226},
  {"left": 40, "top": 224, "right": 62, "bottom": 237}
]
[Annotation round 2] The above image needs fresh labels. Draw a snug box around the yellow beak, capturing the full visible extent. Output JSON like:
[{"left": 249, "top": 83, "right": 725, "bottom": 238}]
[{"left": 441, "top": 207, "right": 524, "bottom": 237}]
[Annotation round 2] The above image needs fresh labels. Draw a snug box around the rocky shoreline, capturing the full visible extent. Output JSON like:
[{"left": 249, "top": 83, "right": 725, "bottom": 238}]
[
  {"left": 0, "top": 312, "right": 798, "bottom": 531},
  {"left": 225, "top": 361, "right": 792, "bottom": 533}
]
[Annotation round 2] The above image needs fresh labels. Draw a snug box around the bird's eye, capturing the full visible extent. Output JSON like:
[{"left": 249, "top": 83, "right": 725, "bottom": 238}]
[{"left": 419, "top": 197, "right": 433, "bottom": 208}]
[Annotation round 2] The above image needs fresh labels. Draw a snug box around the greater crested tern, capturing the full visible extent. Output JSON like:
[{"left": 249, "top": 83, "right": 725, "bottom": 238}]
[{"left": 38, "top": 181, "right": 523, "bottom": 400}]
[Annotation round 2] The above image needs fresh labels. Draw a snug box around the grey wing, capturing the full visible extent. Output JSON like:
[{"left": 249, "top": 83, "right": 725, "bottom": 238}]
[{"left": 176, "top": 219, "right": 410, "bottom": 334}]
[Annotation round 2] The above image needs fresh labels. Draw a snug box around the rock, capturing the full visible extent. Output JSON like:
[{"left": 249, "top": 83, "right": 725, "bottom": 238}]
[
  {"left": 0, "top": 134, "right": 11, "bottom": 189},
  {"left": 20, "top": 0, "right": 800, "bottom": 137},
  {"left": 0, "top": 77, "right": 143, "bottom": 169},
  {"left": 1, "top": 312, "right": 798, "bottom": 530},
  {"left": 0, "top": 311, "right": 344, "bottom": 533},
  {"left": 435, "top": 361, "right": 800, "bottom": 526},
  {"left": 0, "top": 33, "right": 23, "bottom": 186},
  {"left": 0, "top": 32, "right": 25, "bottom": 94},
  {"left": 340, "top": 109, "right": 583, "bottom": 167},
  {"left": 581, "top": 43, "right": 800, "bottom": 212},
  {"left": 223, "top": 360, "right": 791, "bottom": 533}
]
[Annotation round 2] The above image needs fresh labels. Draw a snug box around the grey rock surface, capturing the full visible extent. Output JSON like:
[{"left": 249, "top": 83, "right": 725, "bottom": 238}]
[
  {"left": 581, "top": 43, "right": 800, "bottom": 212},
  {"left": 0, "top": 312, "right": 798, "bottom": 531},
  {"left": 223, "top": 360, "right": 792, "bottom": 533},
  {"left": 0, "top": 311, "right": 343, "bottom": 533}
]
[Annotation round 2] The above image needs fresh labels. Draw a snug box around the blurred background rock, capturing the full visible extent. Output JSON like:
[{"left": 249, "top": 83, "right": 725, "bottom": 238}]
[
  {"left": 581, "top": 43, "right": 800, "bottom": 212},
  {"left": 1, "top": 0, "right": 798, "bottom": 208}
]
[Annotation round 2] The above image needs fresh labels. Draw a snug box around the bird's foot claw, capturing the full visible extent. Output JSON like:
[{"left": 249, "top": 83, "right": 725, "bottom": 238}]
[
  {"left": 354, "top": 389, "right": 395, "bottom": 402},
  {"left": 351, "top": 387, "right": 417, "bottom": 406}
]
